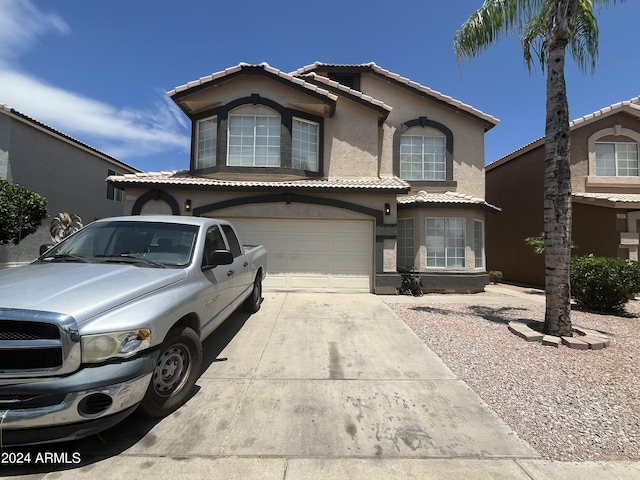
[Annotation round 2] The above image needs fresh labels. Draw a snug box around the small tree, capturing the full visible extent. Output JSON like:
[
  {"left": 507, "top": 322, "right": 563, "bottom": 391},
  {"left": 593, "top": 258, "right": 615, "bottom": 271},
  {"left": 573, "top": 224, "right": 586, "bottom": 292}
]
[{"left": 0, "top": 178, "right": 47, "bottom": 245}]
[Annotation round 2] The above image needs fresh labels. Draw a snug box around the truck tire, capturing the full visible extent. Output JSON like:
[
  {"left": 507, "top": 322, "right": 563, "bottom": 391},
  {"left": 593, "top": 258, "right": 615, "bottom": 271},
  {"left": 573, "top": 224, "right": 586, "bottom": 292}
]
[
  {"left": 243, "top": 274, "right": 262, "bottom": 313},
  {"left": 139, "top": 326, "right": 202, "bottom": 418}
]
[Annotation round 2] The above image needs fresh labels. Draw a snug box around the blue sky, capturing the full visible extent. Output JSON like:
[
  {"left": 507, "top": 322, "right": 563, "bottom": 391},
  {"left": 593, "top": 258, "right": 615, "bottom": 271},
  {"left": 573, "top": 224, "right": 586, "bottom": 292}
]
[{"left": 1, "top": 0, "right": 638, "bottom": 173}]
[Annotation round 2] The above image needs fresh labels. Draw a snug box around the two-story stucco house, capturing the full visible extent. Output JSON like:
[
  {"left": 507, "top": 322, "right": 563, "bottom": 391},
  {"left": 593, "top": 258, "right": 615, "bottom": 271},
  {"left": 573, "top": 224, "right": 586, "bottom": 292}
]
[
  {"left": 0, "top": 103, "right": 140, "bottom": 268},
  {"left": 108, "top": 62, "right": 498, "bottom": 293},
  {"left": 486, "top": 96, "right": 640, "bottom": 286}
]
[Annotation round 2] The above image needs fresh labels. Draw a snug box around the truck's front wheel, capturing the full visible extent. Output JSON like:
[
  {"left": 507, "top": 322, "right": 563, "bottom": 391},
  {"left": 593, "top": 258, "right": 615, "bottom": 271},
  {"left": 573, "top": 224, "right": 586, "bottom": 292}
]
[{"left": 139, "top": 326, "right": 202, "bottom": 417}]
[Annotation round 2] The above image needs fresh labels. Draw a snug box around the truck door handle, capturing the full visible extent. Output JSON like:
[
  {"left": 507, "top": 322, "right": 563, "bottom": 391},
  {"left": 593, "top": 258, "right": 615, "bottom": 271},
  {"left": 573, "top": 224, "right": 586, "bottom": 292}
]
[{"left": 227, "top": 270, "right": 235, "bottom": 276}]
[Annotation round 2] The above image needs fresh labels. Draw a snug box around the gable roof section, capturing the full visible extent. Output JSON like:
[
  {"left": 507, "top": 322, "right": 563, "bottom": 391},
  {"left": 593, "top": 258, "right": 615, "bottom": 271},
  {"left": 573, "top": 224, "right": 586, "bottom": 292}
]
[
  {"left": 107, "top": 170, "right": 411, "bottom": 193},
  {"left": 0, "top": 103, "right": 140, "bottom": 173},
  {"left": 297, "top": 72, "right": 392, "bottom": 123},
  {"left": 487, "top": 95, "right": 640, "bottom": 171},
  {"left": 168, "top": 62, "right": 339, "bottom": 116},
  {"left": 292, "top": 62, "right": 499, "bottom": 130}
]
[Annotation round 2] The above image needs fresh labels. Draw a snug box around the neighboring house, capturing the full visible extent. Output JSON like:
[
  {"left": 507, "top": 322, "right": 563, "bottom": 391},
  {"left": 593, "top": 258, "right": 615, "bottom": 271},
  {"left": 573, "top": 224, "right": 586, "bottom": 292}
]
[
  {"left": 486, "top": 96, "right": 640, "bottom": 286},
  {"left": 108, "top": 62, "right": 498, "bottom": 293},
  {"left": 0, "top": 103, "right": 140, "bottom": 267}
]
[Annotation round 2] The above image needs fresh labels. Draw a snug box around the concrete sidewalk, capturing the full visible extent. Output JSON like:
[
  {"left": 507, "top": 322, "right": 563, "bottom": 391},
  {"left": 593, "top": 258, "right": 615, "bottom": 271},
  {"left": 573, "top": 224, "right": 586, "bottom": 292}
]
[{"left": 2, "top": 291, "right": 639, "bottom": 479}]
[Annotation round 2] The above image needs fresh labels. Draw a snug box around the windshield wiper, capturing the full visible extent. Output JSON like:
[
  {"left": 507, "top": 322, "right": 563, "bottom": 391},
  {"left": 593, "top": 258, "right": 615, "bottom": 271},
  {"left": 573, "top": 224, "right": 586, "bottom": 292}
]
[
  {"left": 95, "top": 254, "right": 167, "bottom": 268},
  {"left": 42, "top": 254, "right": 90, "bottom": 263}
]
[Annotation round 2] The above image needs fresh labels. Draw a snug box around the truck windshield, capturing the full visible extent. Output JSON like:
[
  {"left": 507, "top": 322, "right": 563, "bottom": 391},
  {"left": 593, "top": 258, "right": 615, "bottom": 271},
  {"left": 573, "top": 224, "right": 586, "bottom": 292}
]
[{"left": 39, "top": 221, "right": 199, "bottom": 267}]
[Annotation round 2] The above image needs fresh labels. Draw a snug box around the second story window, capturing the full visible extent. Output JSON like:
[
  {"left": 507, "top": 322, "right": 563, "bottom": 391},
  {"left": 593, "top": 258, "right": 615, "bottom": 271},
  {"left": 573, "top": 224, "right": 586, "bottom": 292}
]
[
  {"left": 228, "top": 114, "right": 281, "bottom": 167},
  {"left": 191, "top": 99, "right": 323, "bottom": 174},
  {"left": 292, "top": 117, "right": 319, "bottom": 171},
  {"left": 107, "top": 169, "right": 123, "bottom": 202},
  {"left": 596, "top": 142, "right": 639, "bottom": 176},
  {"left": 196, "top": 117, "right": 217, "bottom": 169},
  {"left": 400, "top": 135, "right": 446, "bottom": 181}
]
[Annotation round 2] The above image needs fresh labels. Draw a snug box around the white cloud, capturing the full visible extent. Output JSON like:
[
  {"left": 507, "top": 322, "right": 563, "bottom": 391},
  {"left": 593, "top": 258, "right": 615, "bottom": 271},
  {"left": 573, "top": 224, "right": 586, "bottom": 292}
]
[
  {"left": 0, "top": 0, "right": 190, "bottom": 166},
  {"left": 0, "top": 0, "right": 69, "bottom": 61}
]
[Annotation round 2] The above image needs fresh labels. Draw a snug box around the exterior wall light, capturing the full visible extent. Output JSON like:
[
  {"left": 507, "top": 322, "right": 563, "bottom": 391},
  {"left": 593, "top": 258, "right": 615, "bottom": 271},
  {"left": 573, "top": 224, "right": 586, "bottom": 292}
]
[
  {"left": 384, "top": 203, "right": 391, "bottom": 215},
  {"left": 184, "top": 199, "right": 192, "bottom": 212}
]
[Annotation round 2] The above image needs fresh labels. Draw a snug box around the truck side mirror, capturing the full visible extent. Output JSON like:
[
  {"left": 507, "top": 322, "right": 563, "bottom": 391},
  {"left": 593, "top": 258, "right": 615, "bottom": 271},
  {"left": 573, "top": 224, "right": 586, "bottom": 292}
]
[
  {"left": 40, "top": 244, "right": 55, "bottom": 255},
  {"left": 203, "top": 250, "right": 233, "bottom": 270}
]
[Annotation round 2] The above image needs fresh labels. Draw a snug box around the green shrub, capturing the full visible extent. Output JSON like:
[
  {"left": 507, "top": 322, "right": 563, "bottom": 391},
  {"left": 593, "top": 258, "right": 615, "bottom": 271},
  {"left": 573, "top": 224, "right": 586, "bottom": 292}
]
[
  {"left": 570, "top": 256, "right": 640, "bottom": 313},
  {"left": 488, "top": 271, "right": 503, "bottom": 284}
]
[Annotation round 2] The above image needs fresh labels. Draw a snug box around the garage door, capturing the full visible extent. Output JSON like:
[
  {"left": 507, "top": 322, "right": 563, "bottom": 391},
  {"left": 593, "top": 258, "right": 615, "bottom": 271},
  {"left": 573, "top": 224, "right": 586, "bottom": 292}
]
[{"left": 224, "top": 218, "right": 373, "bottom": 292}]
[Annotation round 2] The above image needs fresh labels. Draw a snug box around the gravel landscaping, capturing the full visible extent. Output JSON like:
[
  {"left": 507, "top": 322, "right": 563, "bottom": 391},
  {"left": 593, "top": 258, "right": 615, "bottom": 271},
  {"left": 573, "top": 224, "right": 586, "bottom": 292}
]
[{"left": 389, "top": 290, "right": 640, "bottom": 462}]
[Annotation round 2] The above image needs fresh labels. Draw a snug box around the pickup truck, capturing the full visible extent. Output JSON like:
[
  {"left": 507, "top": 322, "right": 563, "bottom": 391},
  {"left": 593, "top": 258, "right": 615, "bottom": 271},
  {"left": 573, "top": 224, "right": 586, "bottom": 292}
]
[{"left": 0, "top": 215, "right": 266, "bottom": 447}]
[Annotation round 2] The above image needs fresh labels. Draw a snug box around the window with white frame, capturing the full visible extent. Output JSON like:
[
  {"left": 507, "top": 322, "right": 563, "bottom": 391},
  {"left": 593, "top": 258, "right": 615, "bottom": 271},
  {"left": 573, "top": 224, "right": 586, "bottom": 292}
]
[
  {"left": 400, "top": 135, "right": 446, "bottom": 180},
  {"left": 426, "top": 218, "right": 466, "bottom": 268},
  {"left": 196, "top": 117, "right": 217, "bottom": 169},
  {"left": 474, "top": 220, "right": 485, "bottom": 269},
  {"left": 228, "top": 114, "right": 281, "bottom": 167},
  {"left": 292, "top": 117, "right": 319, "bottom": 171},
  {"left": 596, "top": 142, "right": 639, "bottom": 176},
  {"left": 397, "top": 218, "right": 415, "bottom": 270}
]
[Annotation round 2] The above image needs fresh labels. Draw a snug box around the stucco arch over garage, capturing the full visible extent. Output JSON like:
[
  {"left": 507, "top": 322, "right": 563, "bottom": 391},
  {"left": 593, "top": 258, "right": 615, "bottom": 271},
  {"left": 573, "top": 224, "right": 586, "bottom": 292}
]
[{"left": 131, "top": 189, "right": 181, "bottom": 215}]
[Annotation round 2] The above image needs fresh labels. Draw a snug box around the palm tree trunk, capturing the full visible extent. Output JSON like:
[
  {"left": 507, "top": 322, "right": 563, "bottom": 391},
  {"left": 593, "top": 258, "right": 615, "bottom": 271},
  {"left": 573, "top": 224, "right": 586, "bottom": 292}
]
[{"left": 543, "top": 3, "right": 575, "bottom": 337}]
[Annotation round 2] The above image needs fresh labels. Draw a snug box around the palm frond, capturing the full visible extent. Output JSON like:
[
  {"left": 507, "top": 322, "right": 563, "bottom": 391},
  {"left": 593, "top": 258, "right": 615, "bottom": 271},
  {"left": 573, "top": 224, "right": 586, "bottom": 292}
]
[
  {"left": 454, "top": 0, "right": 538, "bottom": 62},
  {"left": 570, "top": 0, "right": 599, "bottom": 74},
  {"left": 520, "top": 5, "right": 551, "bottom": 72}
]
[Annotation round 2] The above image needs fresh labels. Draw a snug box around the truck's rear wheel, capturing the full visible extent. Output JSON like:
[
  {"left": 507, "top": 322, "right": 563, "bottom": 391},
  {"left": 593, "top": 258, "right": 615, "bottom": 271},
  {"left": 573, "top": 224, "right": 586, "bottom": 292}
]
[
  {"left": 139, "top": 326, "right": 202, "bottom": 418},
  {"left": 243, "top": 274, "right": 262, "bottom": 313}
]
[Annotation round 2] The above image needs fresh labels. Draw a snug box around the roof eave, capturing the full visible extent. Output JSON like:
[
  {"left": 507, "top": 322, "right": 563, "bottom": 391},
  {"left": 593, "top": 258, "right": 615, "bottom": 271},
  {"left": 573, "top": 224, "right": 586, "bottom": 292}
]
[{"left": 169, "top": 64, "right": 338, "bottom": 117}]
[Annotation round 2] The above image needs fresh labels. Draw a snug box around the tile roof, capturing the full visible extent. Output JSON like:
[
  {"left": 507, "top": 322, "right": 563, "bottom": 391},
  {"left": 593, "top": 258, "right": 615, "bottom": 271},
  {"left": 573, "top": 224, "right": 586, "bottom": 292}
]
[
  {"left": 398, "top": 190, "right": 500, "bottom": 211},
  {"left": 0, "top": 103, "right": 140, "bottom": 173},
  {"left": 572, "top": 192, "right": 640, "bottom": 205},
  {"left": 570, "top": 96, "right": 640, "bottom": 127},
  {"left": 298, "top": 72, "right": 392, "bottom": 115},
  {"left": 107, "top": 170, "right": 411, "bottom": 192},
  {"left": 292, "top": 62, "right": 499, "bottom": 128},
  {"left": 167, "top": 62, "right": 338, "bottom": 103},
  {"left": 487, "top": 95, "right": 640, "bottom": 169}
]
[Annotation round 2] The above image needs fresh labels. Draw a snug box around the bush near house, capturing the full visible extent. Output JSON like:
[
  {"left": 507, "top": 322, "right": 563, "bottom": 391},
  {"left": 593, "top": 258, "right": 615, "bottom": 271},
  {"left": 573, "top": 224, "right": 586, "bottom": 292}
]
[
  {"left": 570, "top": 256, "right": 640, "bottom": 313},
  {"left": 489, "top": 271, "right": 503, "bottom": 284},
  {"left": 0, "top": 178, "right": 47, "bottom": 245}
]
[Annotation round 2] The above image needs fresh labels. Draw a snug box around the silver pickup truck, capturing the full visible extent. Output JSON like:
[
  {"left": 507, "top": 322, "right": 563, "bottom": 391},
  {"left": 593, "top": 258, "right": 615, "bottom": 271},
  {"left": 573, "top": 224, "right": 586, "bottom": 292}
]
[{"left": 0, "top": 215, "right": 266, "bottom": 447}]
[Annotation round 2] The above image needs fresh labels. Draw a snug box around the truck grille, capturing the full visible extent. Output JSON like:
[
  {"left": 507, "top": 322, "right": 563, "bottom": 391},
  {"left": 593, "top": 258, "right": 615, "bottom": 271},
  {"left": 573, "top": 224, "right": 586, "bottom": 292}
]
[
  {"left": 0, "top": 310, "right": 80, "bottom": 378},
  {"left": 0, "top": 320, "right": 60, "bottom": 341}
]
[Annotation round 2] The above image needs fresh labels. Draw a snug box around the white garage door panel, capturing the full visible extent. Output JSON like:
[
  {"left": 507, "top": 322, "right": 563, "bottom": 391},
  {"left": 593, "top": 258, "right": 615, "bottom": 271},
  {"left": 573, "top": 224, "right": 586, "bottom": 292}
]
[{"left": 224, "top": 218, "right": 373, "bottom": 292}]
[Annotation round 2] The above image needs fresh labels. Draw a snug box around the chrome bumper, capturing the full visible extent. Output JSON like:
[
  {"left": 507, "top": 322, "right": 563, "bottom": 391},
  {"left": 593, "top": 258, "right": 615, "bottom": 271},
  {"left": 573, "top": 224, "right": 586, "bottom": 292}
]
[{"left": 0, "top": 372, "right": 151, "bottom": 432}]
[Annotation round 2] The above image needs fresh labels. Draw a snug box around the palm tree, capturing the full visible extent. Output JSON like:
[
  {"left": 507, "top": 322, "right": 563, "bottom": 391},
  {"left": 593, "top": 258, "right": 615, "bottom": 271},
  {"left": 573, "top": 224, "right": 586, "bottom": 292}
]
[{"left": 455, "top": 0, "right": 625, "bottom": 337}]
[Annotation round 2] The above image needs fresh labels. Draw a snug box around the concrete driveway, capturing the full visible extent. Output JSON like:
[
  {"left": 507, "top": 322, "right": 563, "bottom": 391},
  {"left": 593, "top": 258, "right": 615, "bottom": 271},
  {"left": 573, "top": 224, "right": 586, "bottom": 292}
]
[{"left": 3, "top": 292, "right": 543, "bottom": 479}]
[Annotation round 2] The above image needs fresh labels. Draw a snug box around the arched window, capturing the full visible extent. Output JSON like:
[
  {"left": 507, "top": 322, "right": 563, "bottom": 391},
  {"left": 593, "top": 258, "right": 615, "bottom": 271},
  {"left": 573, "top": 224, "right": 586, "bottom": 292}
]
[
  {"left": 192, "top": 96, "right": 323, "bottom": 175},
  {"left": 394, "top": 117, "right": 456, "bottom": 187},
  {"left": 588, "top": 126, "right": 640, "bottom": 178}
]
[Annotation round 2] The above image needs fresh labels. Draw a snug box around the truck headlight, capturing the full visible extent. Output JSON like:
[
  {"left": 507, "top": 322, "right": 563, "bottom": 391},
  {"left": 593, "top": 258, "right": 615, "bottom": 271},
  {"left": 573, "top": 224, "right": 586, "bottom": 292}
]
[{"left": 81, "top": 329, "right": 151, "bottom": 363}]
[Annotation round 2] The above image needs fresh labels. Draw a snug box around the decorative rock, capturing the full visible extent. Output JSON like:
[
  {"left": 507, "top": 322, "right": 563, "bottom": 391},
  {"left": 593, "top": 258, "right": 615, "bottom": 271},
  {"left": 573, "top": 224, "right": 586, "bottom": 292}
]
[
  {"left": 580, "top": 335, "right": 609, "bottom": 349},
  {"left": 542, "top": 335, "right": 562, "bottom": 347},
  {"left": 561, "top": 336, "right": 589, "bottom": 350},
  {"left": 508, "top": 322, "right": 610, "bottom": 350},
  {"left": 508, "top": 322, "right": 544, "bottom": 341}
]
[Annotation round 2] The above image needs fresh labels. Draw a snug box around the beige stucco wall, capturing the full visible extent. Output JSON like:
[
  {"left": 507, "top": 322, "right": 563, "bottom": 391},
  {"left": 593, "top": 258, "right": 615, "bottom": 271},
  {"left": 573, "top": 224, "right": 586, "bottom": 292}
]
[
  {"left": 361, "top": 75, "right": 487, "bottom": 198},
  {"left": 125, "top": 188, "right": 396, "bottom": 222},
  {"left": 323, "top": 100, "right": 380, "bottom": 178}
]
